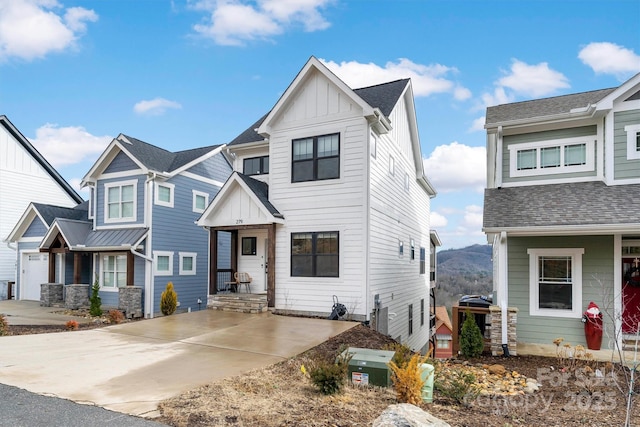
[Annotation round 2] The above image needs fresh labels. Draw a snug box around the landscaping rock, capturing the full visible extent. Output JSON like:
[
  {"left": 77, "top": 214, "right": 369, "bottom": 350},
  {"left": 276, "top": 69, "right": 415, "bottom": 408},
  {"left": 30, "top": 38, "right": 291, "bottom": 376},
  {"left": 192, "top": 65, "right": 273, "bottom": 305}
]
[
  {"left": 372, "top": 403, "right": 450, "bottom": 427},
  {"left": 487, "top": 363, "right": 506, "bottom": 376}
]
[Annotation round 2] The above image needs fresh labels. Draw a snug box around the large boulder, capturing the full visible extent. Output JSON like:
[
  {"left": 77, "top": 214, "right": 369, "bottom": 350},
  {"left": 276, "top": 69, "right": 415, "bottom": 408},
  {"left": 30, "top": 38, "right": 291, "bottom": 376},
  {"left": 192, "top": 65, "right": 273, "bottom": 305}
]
[{"left": 372, "top": 403, "right": 450, "bottom": 427}]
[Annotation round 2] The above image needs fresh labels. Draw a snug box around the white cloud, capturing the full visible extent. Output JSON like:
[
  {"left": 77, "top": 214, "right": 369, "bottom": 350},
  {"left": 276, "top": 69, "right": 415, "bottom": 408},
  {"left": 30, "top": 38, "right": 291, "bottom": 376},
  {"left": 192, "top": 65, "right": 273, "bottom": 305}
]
[
  {"left": 578, "top": 42, "right": 640, "bottom": 79},
  {"left": 68, "top": 177, "right": 90, "bottom": 198},
  {"left": 461, "top": 204, "right": 483, "bottom": 229},
  {"left": 321, "top": 58, "right": 471, "bottom": 98},
  {"left": 423, "top": 142, "right": 486, "bottom": 193},
  {"left": 469, "top": 116, "right": 486, "bottom": 132},
  {"left": 497, "top": 59, "right": 570, "bottom": 98},
  {"left": 30, "top": 123, "right": 111, "bottom": 168},
  {"left": 189, "top": 0, "right": 333, "bottom": 46},
  {"left": 0, "top": 0, "right": 97, "bottom": 61},
  {"left": 430, "top": 211, "right": 448, "bottom": 228},
  {"left": 133, "top": 98, "right": 182, "bottom": 116}
]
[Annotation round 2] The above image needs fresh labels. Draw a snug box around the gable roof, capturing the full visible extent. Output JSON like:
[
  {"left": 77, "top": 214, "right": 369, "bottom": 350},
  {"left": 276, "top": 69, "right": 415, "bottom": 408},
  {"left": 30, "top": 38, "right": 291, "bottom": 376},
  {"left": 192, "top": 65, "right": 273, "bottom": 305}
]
[
  {"left": 83, "top": 134, "right": 226, "bottom": 184},
  {"left": 5, "top": 201, "right": 88, "bottom": 243},
  {"left": 435, "top": 306, "right": 452, "bottom": 332},
  {"left": 485, "top": 88, "right": 616, "bottom": 127},
  {"left": 227, "top": 79, "right": 409, "bottom": 148},
  {"left": 0, "top": 116, "right": 83, "bottom": 204},
  {"left": 483, "top": 181, "right": 640, "bottom": 232},
  {"left": 236, "top": 173, "right": 283, "bottom": 219}
]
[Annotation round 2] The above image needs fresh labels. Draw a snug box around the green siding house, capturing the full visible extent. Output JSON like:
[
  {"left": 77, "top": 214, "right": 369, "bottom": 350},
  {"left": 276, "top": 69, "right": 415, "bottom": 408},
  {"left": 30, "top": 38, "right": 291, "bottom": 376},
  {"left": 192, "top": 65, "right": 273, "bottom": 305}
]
[{"left": 483, "top": 73, "right": 640, "bottom": 353}]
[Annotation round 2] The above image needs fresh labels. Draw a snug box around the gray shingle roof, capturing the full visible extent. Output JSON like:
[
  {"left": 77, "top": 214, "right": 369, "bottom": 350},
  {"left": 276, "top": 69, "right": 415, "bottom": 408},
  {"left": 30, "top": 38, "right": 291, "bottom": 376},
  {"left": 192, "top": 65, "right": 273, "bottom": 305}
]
[
  {"left": 236, "top": 173, "right": 283, "bottom": 219},
  {"left": 227, "top": 79, "right": 409, "bottom": 147},
  {"left": 120, "top": 135, "right": 222, "bottom": 173},
  {"left": 32, "top": 202, "right": 88, "bottom": 226},
  {"left": 485, "top": 88, "right": 616, "bottom": 126},
  {"left": 483, "top": 181, "right": 640, "bottom": 229}
]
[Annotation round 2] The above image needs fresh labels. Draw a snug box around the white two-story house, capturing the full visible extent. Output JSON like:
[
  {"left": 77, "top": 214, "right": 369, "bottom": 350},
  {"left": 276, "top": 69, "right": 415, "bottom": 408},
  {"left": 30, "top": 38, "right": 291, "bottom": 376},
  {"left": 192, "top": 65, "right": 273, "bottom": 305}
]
[
  {"left": 483, "top": 73, "right": 640, "bottom": 352},
  {"left": 198, "top": 57, "right": 437, "bottom": 352}
]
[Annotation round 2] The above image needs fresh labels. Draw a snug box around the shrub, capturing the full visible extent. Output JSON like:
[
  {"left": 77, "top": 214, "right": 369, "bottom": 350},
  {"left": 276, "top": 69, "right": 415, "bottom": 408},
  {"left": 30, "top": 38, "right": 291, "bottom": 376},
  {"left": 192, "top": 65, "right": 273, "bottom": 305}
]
[
  {"left": 161, "top": 282, "right": 178, "bottom": 315},
  {"left": 434, "top": 366, "right": 479, "bottom": 404},
  {"left": 89, "top": 274, "right": 102, "bottom": 317},
  {"left": 459, "top": 309, "right": 484, "bottom": 358},
  {"left": 388, "top": 352, "right": 429, "bottom": 404},
  {"left": 383, "top": 342, "right": 415, "bottom": 369},
  {"left": 65, "top": 320, "right": 79, "bottom": 331},
  {"left": 0, "top": 313, "right": 10, "bottom": 336},
  {"left": 306, "top": 352, "right": 351, "bottom": 395},
  {"left": 108, "top": 309, "right": 125, "bottom": 324}
]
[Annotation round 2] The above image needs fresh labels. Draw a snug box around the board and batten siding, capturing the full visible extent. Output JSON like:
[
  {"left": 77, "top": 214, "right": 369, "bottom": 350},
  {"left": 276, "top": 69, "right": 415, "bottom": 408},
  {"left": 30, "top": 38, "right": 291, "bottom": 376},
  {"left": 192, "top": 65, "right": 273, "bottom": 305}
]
[
  {"left": 507, "top": 235, "right": 614, "bottom": 348},
  {"left": 613, "top": 110, "right": 640, "bottom": 180},
  {"left": 368, "top": 108, "right": 431, "bottom": 351},
  {"left": 502, "top": 126, "right": 598, "bottom": 184},
  {"left": 266, "top": 70, "right": 369, "bottom": 315},
  {"left": 151, "top": 173, "right": 222, "bottom": 314},
  {"left": 0, "top": 126, "right": 78, "bottom": 282}
]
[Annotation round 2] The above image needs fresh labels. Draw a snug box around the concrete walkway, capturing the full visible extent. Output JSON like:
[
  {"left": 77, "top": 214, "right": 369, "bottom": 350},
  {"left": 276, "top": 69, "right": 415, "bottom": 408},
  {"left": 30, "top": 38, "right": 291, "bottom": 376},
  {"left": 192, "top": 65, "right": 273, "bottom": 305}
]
[
  {"left": 0, "top": 300, "right": 96, "bottom": 326},
  {"left": 0, "top": 305, "right": 356, "bottom": 418}
]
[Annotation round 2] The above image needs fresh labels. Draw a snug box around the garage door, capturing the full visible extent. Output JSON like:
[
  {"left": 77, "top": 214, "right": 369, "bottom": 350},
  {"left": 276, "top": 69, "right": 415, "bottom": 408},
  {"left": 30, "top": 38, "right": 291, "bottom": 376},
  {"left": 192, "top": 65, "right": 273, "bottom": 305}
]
[{"left": 21, "top": 253, "right": 48, "bottom": 301}]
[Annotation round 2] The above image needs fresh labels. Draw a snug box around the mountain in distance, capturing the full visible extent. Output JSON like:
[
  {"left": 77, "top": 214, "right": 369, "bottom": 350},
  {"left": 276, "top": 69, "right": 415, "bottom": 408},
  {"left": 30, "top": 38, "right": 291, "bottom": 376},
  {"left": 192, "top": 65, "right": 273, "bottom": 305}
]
[{"left": 437, "top": 244, "right": 492, "bottom": 275}]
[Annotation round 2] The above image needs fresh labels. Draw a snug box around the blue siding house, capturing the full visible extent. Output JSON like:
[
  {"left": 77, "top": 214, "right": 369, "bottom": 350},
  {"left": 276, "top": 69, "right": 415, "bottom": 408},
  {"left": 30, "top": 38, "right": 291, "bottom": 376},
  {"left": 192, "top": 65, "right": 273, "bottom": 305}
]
[{"left": 8, "top": 134, "right": 232, "bottom": 317}]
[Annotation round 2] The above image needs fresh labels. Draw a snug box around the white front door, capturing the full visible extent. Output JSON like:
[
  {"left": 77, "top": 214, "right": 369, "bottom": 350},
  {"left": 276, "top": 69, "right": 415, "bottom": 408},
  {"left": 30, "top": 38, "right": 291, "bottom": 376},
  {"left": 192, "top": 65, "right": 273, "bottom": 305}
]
[
  {"left": 238, "top": 230, "right": 267, "bottom": 293},
  {"left": 21, "top": 252, "right": 48, "bottom": 300}
]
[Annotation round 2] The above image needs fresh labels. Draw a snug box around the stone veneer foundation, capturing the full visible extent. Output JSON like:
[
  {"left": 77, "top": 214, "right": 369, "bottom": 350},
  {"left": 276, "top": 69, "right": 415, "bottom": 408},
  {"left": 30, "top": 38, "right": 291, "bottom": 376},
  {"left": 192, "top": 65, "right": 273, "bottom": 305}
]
[{"left": 489, "top": 305, "right": 518, "bottom": 356}]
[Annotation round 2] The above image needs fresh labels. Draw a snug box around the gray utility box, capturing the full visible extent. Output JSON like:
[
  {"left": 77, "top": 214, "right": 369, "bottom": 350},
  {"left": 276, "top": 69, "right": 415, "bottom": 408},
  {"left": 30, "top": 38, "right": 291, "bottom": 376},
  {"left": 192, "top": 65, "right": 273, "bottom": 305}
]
[{"left": 340, "top": 347, "right": 395, "bottom": 387}]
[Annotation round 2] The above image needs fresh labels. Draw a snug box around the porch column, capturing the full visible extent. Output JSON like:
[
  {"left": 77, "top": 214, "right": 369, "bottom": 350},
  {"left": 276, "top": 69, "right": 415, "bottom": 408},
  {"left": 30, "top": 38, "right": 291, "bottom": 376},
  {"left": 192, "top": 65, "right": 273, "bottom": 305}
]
[
  {"left": 209, "top": 230, "right": 218, "bottom": 294},
  {"left": 127, "top": 251, "right": 134, "bottom": 286},
  {"left": 48, "top": 251, "right": 55, "bottom": 283},
  {"left": 73, "top": 252, "right": 82, "bottom": 284},
  {"left": 230, "top": 231, "right": 238, "bottom": 275},
  {"left": 267, "top": 223, "right": 276, "bottom": 308}
]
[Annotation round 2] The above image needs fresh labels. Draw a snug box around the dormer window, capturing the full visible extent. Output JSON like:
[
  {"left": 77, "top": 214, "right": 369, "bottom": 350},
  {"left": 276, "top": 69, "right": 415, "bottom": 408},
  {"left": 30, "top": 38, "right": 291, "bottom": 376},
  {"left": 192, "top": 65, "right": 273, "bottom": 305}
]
[
  {"left": 509, "top": 136, "right": 594, "bottom": 178},
  {"left": 625, "top": 124, "right": 640, "bottom": 160},
  {"left": 105, "top": 180, "right": 136, "bottom": 223},
  {"left": 244, "top": 156, "right": 269, "bottom": 175}
]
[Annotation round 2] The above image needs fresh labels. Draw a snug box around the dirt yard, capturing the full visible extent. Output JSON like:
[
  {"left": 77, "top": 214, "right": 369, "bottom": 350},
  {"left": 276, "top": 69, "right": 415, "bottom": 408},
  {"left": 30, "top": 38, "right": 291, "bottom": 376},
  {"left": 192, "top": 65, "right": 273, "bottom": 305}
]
[{"left": 3, "top": 318, "right": 639, "bottom": 426}]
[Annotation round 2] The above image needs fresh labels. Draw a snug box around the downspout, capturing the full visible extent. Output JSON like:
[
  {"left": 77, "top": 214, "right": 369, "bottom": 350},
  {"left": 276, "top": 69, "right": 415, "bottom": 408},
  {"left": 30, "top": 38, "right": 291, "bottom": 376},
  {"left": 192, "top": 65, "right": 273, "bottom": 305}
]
[
  {"left": 5, "top": 241, "right": 17, "bottom": 288},
  {"left": 499, "top": 231, "right": 509, "bottom": 355},
  {"left": 143, "top": 173, "right": 155, "bottom": 318},
  {"left": 496, "top": 126, "right": 503, "bottom": 187}
]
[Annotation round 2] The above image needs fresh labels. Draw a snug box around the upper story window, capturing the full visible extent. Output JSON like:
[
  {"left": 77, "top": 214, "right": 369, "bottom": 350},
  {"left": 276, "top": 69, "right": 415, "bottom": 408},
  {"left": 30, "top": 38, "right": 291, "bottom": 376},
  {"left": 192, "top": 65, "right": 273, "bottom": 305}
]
[
  {"left": 509, "top": 136, "right": 594, "bottom": 178},
  {"left": 419, "top": 247, "right": 426, "bottom": 274},
  {"left": 105, "top": 180, "right": 136, "bottom": 223},
  {"left": 625, "top": 124, "right": 640, "bottom": 160},
  {"left": 370, "top": 132, "right": 377, "bottom": 159},
  {"left": 292, "top": 133, "right": 340, "bottom": 182},
  {"left": 244, "top": 156, "right": 269, "bottom": 175},
  {"left": 193, "top": 190, "right": 209, "bottom": 213},
  {"left": 154, "top": 182, "right": 174, "bottom": 208}
]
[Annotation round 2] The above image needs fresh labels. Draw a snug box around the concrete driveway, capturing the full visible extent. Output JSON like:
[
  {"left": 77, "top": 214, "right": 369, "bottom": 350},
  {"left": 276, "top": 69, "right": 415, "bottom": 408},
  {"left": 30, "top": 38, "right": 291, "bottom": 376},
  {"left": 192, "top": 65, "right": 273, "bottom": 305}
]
[{"left": 0, "top": 306, "right": 356, "bottom": 418}]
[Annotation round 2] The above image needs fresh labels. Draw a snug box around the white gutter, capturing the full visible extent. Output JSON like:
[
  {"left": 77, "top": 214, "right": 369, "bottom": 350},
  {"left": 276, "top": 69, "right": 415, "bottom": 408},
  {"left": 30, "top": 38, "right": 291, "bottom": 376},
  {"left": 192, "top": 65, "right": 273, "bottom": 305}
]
[{"left": 484, "top": 223, "right": 640, "bottom": 236}]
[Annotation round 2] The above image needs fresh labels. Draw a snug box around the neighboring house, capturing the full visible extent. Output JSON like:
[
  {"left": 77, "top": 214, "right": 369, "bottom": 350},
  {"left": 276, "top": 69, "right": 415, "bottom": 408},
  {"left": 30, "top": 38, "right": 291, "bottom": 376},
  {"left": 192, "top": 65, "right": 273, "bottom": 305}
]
[
  {"left": 7, "top": 134, "right": 232, "bottom": 317},
  {"left": 434, "top": 306, "right": 453, "bottom": 359},
  {"left": 197, "top": 57, "right": 437, "bottom": 352},
  {"left": 0, "top": 115, "right": 83, "bottom": 297},
  {"left": 483, "top": 73, "right": 640, "bottom": 351},
  {"left": 429, "top": 230, "right": 442, "bottom": 351}
]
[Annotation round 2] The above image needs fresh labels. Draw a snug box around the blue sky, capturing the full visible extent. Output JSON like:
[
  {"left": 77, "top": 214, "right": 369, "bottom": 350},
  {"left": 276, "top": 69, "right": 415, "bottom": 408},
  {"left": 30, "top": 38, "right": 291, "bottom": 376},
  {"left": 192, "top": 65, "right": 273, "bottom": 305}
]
[{"left": 1, "top": 0, "right": 639, "bottom": 249}]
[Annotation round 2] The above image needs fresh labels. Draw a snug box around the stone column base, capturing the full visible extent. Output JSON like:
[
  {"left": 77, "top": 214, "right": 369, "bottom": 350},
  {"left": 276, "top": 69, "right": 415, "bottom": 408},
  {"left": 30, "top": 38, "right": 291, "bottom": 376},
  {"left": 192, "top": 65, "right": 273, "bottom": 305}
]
[{"left": 489, "top": 305, "right": 518, "bottom": 356}]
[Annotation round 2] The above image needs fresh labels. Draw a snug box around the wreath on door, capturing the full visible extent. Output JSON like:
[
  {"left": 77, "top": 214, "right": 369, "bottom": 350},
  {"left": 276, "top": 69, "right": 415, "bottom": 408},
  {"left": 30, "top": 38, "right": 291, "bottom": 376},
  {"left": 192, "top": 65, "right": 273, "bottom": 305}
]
[{"left": 624, "top": 266, "right": 640, "bottom": 287}]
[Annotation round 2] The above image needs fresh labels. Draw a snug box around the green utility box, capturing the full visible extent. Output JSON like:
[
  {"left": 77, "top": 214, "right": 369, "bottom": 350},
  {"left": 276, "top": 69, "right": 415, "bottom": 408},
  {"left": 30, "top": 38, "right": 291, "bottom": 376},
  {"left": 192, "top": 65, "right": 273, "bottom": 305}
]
[{"left": 340, "top": 347, "right": 395, "bottom": 387}]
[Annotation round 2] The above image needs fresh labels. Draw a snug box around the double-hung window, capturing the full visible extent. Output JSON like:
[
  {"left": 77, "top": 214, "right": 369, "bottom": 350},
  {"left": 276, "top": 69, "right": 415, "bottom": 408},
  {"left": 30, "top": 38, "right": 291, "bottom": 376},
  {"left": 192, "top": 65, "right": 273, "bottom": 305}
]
[
  {"left": 105, "top": 180, "right": 136, "bottom": 222},
  {"left": 292, "top": 133, "right": 339, "bottom": 182},
  {"left": 419, "top": 247, "right": 426, "bottom": 274},
  {"left": 509, "top": 136, "right": 594, "bottom": 177},
  {"left": 528, "top": 248, "right": 583, "bottom": 318},
  {"left": 102, "top": 254, "right": 127, "bottom": 289},
  {"left": 291, "top": 232, "right": 339, "bottom": 277},
  {"left": 244, "top": 156, "right": 269, "bottom": 176}
]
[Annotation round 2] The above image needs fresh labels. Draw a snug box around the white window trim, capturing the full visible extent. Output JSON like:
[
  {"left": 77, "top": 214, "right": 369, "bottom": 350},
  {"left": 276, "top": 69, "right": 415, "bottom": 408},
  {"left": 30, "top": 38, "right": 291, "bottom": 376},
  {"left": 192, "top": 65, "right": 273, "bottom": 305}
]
[
  {"left": 527, "top": 248, "right": 584, "bottom": 318},
  {"left": 154, "top": 251, "right": 174, "bottom": 276},
  {"left": 179, "top": 252, "right": 197, "bottom": 275},
  {"left": 389, "top": 156, "right": 395, "bottom": 176},
  {"left": 370, "top": 132, "right": 377, "bottom": 159},
  {"left": 154, "top": 182, "right": 175, "bottom": 208},
  {"left": 100, "top": 252, "right": 127, "bottom": 292},
  {"left": 508, "top": 137, "right": 595, "bottom": 178},
  {"left": 624, "top": 124, "right": 640, "bottom": 160},
  {"left": 104, "top": 179, "right": 137, "bottom": 223},
  {"left": 192, "top": 190, "right": 209, "bottom": 213}
]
